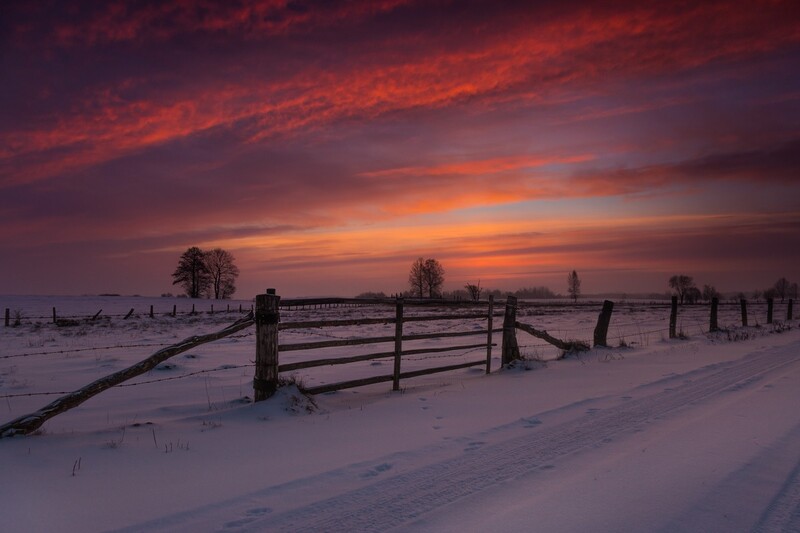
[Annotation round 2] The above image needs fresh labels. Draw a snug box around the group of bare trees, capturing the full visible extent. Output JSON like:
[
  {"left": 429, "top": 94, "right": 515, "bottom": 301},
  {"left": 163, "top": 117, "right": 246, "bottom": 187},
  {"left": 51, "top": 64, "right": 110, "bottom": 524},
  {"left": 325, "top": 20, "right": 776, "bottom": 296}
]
[
  {"left": 172, "top": 247, "right": 240, "bottom": 299},
  {"left": 763, "top": 277, "right": 797, "bottom": 303},
  {"left": 670, "top": 274, "right": 796, "bottom": 304},
  {"left": 408, "top": 258, "right": 445, "bottom": 298}
]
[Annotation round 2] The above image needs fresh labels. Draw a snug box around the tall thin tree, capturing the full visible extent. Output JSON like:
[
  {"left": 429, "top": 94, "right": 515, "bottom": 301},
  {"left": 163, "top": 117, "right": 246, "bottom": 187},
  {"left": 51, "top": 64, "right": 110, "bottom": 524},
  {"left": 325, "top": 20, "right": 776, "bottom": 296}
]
[
  {"left": 205, "top": 248, "right": 240, "bottom": 299},
  {"left": 422, "top": 258, "right": 445, "bottom": 298},
  {"left": 172, "top": 247, "right": 210, "bottom": 298},
  {"left": 408, "top": 258, "right": 426, "bottom": 297},
  {"left": 567, "top": 270, "right": 581, "bottom": 302}
]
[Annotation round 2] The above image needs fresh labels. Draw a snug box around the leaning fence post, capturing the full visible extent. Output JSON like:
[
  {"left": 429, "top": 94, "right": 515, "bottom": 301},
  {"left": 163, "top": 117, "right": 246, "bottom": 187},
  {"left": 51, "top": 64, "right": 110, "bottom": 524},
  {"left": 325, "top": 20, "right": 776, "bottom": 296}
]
[
  {"left": 254, "top": 289, "right": 281, "bottom": 402},
  {"left": 486, "top": 295, "right": 494, "bottom": 374},
  {"left": 741, "top": 299, "right": 748, "bottom": 327},
  {"left": 789, "top": 299, "right": 794, "bottom": 321},
  {"left": 501, "top": 296, "right": 520, "bottom": 366},
  {"left": 669, "top": 296, "right": 678, "bottom": 338},
  {"left": 710, "top": 297, "right": 719, "bottom": 332},
  {"left": 767, "top": 298, "right": 773, "bottom": 324},
  {"left": 594, "top": 300, "right": 614, "bottom": 347},
  {"left": 392, "top": 298, "right": 404, "bottom": 391}
]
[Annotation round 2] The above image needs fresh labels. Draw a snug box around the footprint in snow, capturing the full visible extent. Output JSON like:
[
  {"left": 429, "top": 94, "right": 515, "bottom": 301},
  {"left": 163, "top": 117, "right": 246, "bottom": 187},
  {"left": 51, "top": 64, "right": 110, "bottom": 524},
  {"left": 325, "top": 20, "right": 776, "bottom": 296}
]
[
  {"left": 522, "top": 417, "right": 542, "bottom": 428},
  {"left": 360, "top": 463, "right": 393, "bottom": 478},
  {"left": 464, "top": 441, "right": 486, "bottom": 452}
]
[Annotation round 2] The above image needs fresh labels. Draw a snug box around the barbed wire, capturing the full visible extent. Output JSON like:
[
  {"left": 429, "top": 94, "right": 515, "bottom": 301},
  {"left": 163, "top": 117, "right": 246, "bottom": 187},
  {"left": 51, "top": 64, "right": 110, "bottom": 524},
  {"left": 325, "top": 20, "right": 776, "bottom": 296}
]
[
  {"left": 0, "top": 364, "right": 256, "bottom": 399},
  {"left": 1, "top": 342, "right": 174, "bottom": 360},
  {"left": 117, "top": 364, "right": 255, "bottom": 387},
  {"left": 0, "top": 390, "right": 73, "bottom": 399}
]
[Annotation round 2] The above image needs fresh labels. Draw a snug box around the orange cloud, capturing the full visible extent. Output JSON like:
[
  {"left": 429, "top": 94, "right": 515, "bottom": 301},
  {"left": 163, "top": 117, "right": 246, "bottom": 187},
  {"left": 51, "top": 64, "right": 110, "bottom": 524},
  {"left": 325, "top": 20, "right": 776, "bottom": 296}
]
[{"left": 4, "top": 1, "right": 798, "bottom": 189}]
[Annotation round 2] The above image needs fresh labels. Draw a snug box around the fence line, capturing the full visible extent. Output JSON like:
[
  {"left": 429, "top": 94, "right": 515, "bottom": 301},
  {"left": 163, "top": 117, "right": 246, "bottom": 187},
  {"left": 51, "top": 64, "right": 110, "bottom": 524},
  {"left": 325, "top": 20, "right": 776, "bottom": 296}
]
[
  {"left": 256, "top": 292, "right": 498, "bottom": 396},
  {"left": 0, "top": 312, "right": 255, "bottom": 437},
  {"left": 2, "top": 292, "right": 794, "bottom": 436}
]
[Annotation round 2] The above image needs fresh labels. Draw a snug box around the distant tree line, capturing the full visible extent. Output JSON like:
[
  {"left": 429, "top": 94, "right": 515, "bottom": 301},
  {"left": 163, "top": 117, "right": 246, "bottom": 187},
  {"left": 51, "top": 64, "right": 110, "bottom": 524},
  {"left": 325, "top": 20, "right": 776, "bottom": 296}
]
[
  {"left": 669, "top": 274, "right": 796, "bottom": 305},
  {"left": 171, "top": 247, "right": 240, "bottom": 299}
]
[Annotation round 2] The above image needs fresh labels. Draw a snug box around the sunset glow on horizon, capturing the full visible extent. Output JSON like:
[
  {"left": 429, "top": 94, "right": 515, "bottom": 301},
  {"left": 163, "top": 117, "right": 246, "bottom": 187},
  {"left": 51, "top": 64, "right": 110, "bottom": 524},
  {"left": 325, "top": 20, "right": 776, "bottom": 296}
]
[{"left": 2, "top": 0, "right": 799, "bottom": 298}]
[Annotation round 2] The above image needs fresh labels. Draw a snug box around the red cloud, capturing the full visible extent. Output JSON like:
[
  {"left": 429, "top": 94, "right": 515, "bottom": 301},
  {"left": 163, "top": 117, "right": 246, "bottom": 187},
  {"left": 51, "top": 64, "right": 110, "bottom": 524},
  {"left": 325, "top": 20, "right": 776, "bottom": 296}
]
[{"left": 3, "top": 1, "right": 798, "bottom": 188}]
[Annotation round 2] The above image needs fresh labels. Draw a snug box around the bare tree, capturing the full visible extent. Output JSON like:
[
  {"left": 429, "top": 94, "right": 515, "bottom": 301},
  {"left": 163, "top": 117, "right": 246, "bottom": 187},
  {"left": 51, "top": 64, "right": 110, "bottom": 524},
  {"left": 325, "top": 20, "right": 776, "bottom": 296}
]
[
  {"left": 408, "top": 258, "right": 426, "bottom": 297},
  {"left": 204, "top": 248, "right": 240, "bottom": 299},
  {"left": 669, "top": 274, "right": 695, "bottom": 305},
  {"left": 172, "top": 247, "right": 210, "bottom": 298},
  {"left": 567, "top": 270, "right": 581, "bottom": 302},
  {"left": 408, "top": 257, "right": 446, "bottom": 298},
  {"left": 702, "top": 284, "right": 719, "bottom": 302},
  {"left": 465, "top": 281, "right": 482, "bottom": 301},
  {"left": 685, "top": 286, "right": 702, "bottom": 304},
  {"left": 423, "top": 258, "right": 445, "bottom": 298},
  {"left": 774, "top": 277, "right": 790, "bottom": 303}
]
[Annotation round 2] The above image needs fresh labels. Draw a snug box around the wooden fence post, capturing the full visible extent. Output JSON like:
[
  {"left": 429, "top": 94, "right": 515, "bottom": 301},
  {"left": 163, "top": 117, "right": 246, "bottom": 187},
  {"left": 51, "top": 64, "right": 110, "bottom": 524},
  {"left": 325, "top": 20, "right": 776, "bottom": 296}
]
[
  {"left": 124, "top": 308, "right": 134, "bottom": 320},
  {"left": 593, "top": 300, "right": 614, "bottom": 347},
  {"left": 741, "top": 299, "right": 748, "bottom": 327},
  {"left": 767, "top": 298, "right": 773, "bottom": 324},
  {"left": 254, "top": 289, "right": 281, "bottom": 402},
  {"left": 211, "top": 304, "right": 214, "bottom": 315},
  {"left": 149, "top": 305, "right": 154, "bottom": 318},
  {"left": 172, "top": 304, "right": 177, "bottom": 317},
  {"left": 486, "top": 295, "right": 494, "bottom": 374},
  {"left": 4, "top": 308, "right": 9, "bottom": 327},
  {"left": 52, "top": 307, "right": 57, "bottom": 324},
  {"left": 393, "top": 298, "right": 404, "bottom": 391},
  {"left": 191, "top": 304, "right": 195, "bottom": 315},
  {"left": 710, "top": 297, "right": 719, "bottom": 332},
  {"left": 789, "top": 299, "right": 794, "bottom": 321},
  {"left": 669, "top": 297, "right": 678, "bottom": 339},
  {"left": 501, "top": 296, "right": 520, "bottom": 366}
]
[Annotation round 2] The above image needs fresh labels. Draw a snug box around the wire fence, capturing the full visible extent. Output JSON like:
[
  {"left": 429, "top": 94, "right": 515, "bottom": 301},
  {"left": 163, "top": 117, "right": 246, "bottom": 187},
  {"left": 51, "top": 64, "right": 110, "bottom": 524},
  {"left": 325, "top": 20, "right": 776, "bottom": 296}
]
[{"left": 2, "top": 298, "right": 793, "bottom": 411}]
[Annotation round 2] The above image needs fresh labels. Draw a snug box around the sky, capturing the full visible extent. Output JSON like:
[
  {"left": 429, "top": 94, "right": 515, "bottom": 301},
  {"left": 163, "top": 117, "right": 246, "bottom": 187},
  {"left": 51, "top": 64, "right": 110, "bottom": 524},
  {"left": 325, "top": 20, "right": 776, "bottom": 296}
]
[{"left": 2, "top": 0, "right": 799, "bottom": 298}]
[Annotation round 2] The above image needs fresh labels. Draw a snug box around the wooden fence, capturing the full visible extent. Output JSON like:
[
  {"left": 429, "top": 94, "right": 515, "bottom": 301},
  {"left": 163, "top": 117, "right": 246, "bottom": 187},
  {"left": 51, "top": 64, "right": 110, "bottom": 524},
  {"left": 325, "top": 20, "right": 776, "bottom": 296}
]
[
  {"left": 1, "top": 291, "right": 794, "bottom": 437},
  {"left": 253, "top": 290, "right": 500, "bottom": 396}
]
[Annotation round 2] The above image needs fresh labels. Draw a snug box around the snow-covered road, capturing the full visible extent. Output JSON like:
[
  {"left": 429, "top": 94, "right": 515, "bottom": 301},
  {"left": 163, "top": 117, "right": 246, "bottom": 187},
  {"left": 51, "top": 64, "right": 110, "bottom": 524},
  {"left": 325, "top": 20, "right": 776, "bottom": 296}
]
[{"left": 112, "top": 335, "right": 800, "bottom": 533}]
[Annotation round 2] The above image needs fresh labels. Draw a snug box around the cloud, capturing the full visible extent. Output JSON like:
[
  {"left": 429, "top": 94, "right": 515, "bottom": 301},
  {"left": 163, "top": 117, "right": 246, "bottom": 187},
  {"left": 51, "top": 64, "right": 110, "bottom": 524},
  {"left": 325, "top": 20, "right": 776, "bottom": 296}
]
[{"left": 3, "top": 0, "right": 798, "bottom": 187}]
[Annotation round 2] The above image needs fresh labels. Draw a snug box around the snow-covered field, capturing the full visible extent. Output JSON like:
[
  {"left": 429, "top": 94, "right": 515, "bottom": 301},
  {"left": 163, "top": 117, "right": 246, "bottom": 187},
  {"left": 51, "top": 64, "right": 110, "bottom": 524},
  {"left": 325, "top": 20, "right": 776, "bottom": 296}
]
[{"left": 1, "top": 295, "right": 799, "bottom": 532}]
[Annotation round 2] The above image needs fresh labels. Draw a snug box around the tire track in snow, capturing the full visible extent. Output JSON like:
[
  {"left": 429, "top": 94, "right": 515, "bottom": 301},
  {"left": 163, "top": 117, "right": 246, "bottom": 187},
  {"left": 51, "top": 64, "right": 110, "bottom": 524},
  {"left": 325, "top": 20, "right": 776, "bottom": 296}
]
[
  {"left": 227, "top": 349, "right": 799, "bottom": 532},
  {"left": 753, "top": 456, "right": 800, "bottom": 533}
]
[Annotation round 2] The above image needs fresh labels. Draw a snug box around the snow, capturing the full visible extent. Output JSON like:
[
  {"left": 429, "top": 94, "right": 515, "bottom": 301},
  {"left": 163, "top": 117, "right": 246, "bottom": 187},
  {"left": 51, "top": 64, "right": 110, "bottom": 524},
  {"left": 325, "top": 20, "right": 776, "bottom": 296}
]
[{"left": 1, "top": 295, "right": 799, "bottom": 532}]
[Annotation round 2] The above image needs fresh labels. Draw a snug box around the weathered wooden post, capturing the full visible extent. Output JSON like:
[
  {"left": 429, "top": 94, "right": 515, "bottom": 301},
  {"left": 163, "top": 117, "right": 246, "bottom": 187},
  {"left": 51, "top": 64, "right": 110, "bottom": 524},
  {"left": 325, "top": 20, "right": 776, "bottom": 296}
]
[
  {"left": 789, "top": 299, "right": 794, "bottom": 321},
  {"left": 669, "top": 296, "right": 678, "bottom": 339},
  {"left": 254, "top": 289, "right": 281, "bottom": 402},
  {"left": 767, "top": 298, "right": 773, "bottom": 324},
  {"left": 4, "top": 308, "right": 9, "bottom": 327},
  {"left": 149, "top": 305, "right": 154, "bottom": 318},
  {"left": 486, "top": 295, "right": 494, "bottom": 374},
  {"left": 392, "top": 298, "right": 404, "bottom": 391},
  {"left": 501, "top": 296, "right": 520, "bottom": 366},
  {"left": 172, "top": 304, "right": 177, "bottom": 317},
  {"left": 709, "top": 297, "right": 719, "bottom": 332},
  {"left": 191, "top": 304, "right": 196, "bottom": 315},
  {"left": 593, "top": 300, "right": 614, "bottom": 347},
  {"left": 741, "top": 299, "right": 748, "bottom": 327},
  {"left": 124, "top": 308, "right": 134, "bottom": 320},
  {"left": 210, "top": 304, "right": 214, "bottom": 315},
  {"left": 52, "top": 307, "right": 57, "bottom": 324}
]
